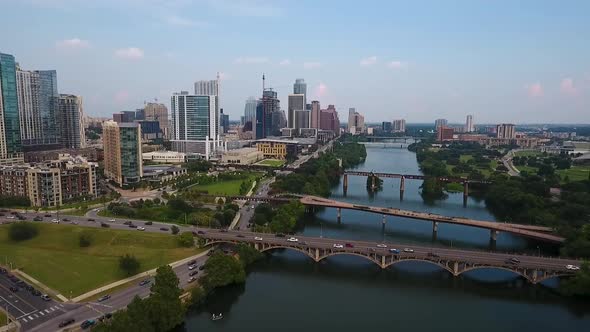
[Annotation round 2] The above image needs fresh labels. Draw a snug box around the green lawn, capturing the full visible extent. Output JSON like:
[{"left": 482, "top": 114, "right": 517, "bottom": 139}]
[
  {"left": 257, "top": 159, "right": 285, "bottom": 167},
  {"left": 516, "top": 165, "right": 538, "bottom": 175},
  {"left": 0, "top": 223, "right": 199, "bottom": 297},
  {"left": 0, "top": 310, "right": 7, "bottom": 326},
  {"left": 515, "top": 150, "right": 542, "bottom": 157},
  {"left": 557, "top": 166, "right": 590, "bottom": 182},
  {"left": 190, "top": 173, "right": 259, "bottom": 196},
  {"left": 445, "top": 154, "right": 497, "bottom": 179},
  {"left": 459, "top": 154, "right": 473, "bottom": 162}
]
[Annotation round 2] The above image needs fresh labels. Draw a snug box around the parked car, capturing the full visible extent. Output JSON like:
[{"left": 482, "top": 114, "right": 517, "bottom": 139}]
[
  {"left": 188, "top": 277, "right": 196, "bottom": 283},
  {"left": 58, "top": 319, "right": 75, "bottom": 328},
  {"left": 41, "top": 294, "right": 51, "bottom": 301},
  {"left": 198, "top": 265, "right": 205, "bottom": 271},
  {"left": 9, "top": 286, "right": 18, "bottom": 292},
  {"left": 101, "top": 222, "right": 110, "bottom": 228},
  {"left": 81, "top": 319, "right": 96, "bottom": 329},
  {"left": 97, "top": 294, "right": 111, "bottom": 302},
  {"left": 139, "top": 279, "right": 151, "bottom": 286},
  {"left": 189, "top": 270, "right": 198, "bottom": 276},
  {"left": 160, "top": 227, "right": 169, "bottom": 231},
  {"left": 188, "top": 265, "right": 197, "bottom": 270},
  {"left": 33, "top": 216, "right": 42, "bottom": 221},
  {"left": 31, "top": 289, "right": 41, "bottom": 296}
]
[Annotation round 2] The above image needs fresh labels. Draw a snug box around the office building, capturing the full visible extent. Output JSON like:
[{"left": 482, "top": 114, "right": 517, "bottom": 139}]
[
  {"left": 143, "top": 102, "right": 169, "bottom": 139},
  {"left": 16, "top": 66, "right": 42, "bottom": 145},
  {"left": 288, "top": 94, "right": 305, "bottom": 128},
  {"left": 437, "top": 126, "right": 454, "bottom": 141},
  {"left": 0, "top": 52, "right": 23, "bottom": 164},
  {"left": 256, "top": 89, "right": 280, "bottom": 139},
  {"left": 311, "top": 100, "right": 320, "bottom": 129},
  {"left": 347, "top": 108, "right": 365, "bottom": 134},
  {"left": 496, "top": 123, "right": 515, "bottom": 139},
  {"left": 392, "top": 119, "right": 406, "bottom": 133},
  {"left": 221, "top": 147, "right": 264, "bottom": 165},
  {"left": 435, "top": 118, "right": 448, "bottom": 128},
  {"left": 59, "top": 94, "right": 85, "bottom": 149},
  {"left": 270, "top": 110, "right": 286, "bottom": 136},
  {"left": 466, "top": 115, "right": 474, "bottom": 132},
  {"left": 137, "top": 120, "right": 161, "bottom": 141},
  {"left": 220, "top": 109, "right": 230, "bottom": 133},
  {"left": 320, "top": 105, "right": 340, "bottom": 133},
  {"left": 295, "top": 110, "right": 310, "bottom": 129},
  {"left": 294, "top": 78, "right": 307, "bottom": 97},
  {"left": 170, "top": 92, "right": 221, "bottom": 158},
  {"left": 382, "top": 122, "right": 392, "bottom": 132},
  {"left": 194, "top": 79, "right": 219, "bottom": 96},
  {"left": 103, "top": 121, "right": 143, "bottom": 186},
  {"left": 256, "top": 139, "right": 300, "bottom": 160},
  {"left": 243, "top": 96, "right": 257, "bottom": 125}
]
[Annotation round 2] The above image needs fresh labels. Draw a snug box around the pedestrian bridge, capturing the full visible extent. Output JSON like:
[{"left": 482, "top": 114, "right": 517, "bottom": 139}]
[{"left": 200, "top": 230, "right": 578, "bottom": 285}]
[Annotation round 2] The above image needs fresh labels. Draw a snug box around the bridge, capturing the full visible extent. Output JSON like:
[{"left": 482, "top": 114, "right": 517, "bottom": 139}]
[
  {"left": 358, "top": 142, "right": 411, "bottom": 149},
  {"left": 211, "top": 194, "right": 563, "bottom": 244},
  {"left": 200, "top": 229, "right": 579, "bottom": 284}
]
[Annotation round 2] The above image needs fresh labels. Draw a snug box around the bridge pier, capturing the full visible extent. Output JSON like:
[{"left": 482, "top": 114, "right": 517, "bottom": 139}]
[
  {"left": 453, "top": 262, "right": 459, "bottom": 276},
  {"left": 400, "top": 176, "right": 405, "bottom": 201},
  {"left": 343, "top": 174, "right": 348, "bottom": 194},
  {"left": 314, "top": 248, "right": 320, "bottom": 262},
  {"left": 382, "top": 215, "right": 386, "bottom": 233},
  {"left": 381, "top": 255, "right": 386, "bottom": 269},
  {"left": 371, "top": 175, "right": 376, "bottom": 191},
  {"left": 337, "top": 208, "right": 342, "bottom": 223},
  {"left": 490, "top": 230, "right": 498, "bottom": 242},
  {"left": 463, "top": 182, "right": 469, "bottom": 206},
  {"left": 432, "top": 221, "right": 439, "bottom": 234}
]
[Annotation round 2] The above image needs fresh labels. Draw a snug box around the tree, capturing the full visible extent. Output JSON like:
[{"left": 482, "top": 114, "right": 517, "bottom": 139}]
[
  {"left": 147, "top": 265, "right": 184, "bottom": 331},
  {"left": 236, "top": 244, "right": 263, "bottom": 267},
  {"left": 79, "top": 232, "right": 93, "bottom": 247},
  {"left": 200, "top": 253, "right": 246, "bottom": 291},
  {"left": 560, "top": 262, "right": 590, "bottom": 297},
  {"left": 171, "top": 225, "right": 180, "bottom": 235},
  {"left": 177, "top": 232, "right": 194, "bottom": 247},
  {"left": 119, "top": 254, "right": 140, "bottom": 276},
  {"left": 8, "top": 222, "right": 38, "bottom": 241}
]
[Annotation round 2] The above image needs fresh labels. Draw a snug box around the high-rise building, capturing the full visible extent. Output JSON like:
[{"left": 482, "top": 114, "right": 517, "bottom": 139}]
[
  {"left": 311, "top": 100, "right": 321, "bottom": 129},
  {"left": 435, "top": 118, "right": 448, "bottom": 128},
  {"left": 348, "top": 108, "right": 356, "bottom": 132},
  {"left": 256, "top": 89, "right": 280, "bottom": 139},
  {"left": 293, "top": 79, "right": 306, "bottom": 100},
  {"left": 437, "top": 126, "right": 454, "bottom": 141},
  {"left": 194, "top": 79, "right": 219, "bottom": 96},
  {"left": 170, "top": 92, "right": 221, "bottom": 158},
  {"left": 382, "top": 122, "right": 392, "bottom": 132},
  {"left": 37, "top": 70, "right": 59, "bottom": 145},
  {"left": 270, "top": 110, "right": 286, "bottom": 136},
  {"left": 465, "top": 115, "right": 474, "bottom": 132},
  {"left": 392, "top": 119, "right": 406, "bottom": 133},
  {"left": 496, "top": 123, "right": 516, "bottom": 139},
  {"left": 220, "top": 109, "right": 230, "bottom": 133},
  {"left": 243, "top": 96, "right": 257, "bottom": 126},
  {"left": 143, "top": 102, "right": 169, "bottom": 139},
  {"left": 294, "top": 110, "right": 310, "bottom": 129},
  {"left": 347, "top": 108, "right": 364, "bottom": 134},
  {"left": 16, "top": 66, "right": 42, "bottom": 145},
  {"left": 58, "top": 94, "right": 85, "bottom": 149},
  {"left": 319, "top": 105, "right": 340, "bottom": 134},
  {"left": 287, "top": 94, "right": 305, "bottom": 128},
  {"left": 0, "top": 53, "right": 23, "bottom": 164},
  {"left": 103, "top": 121, "right": 143, "bottom": 186}
]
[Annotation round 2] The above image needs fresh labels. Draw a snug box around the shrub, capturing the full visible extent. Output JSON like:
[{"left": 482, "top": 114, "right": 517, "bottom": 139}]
[
  {"left": 119, "top": 254, "right": 140, "bottom": 276},
  {"left": 8, "top": 222, "right": 38, "bottom": 241},
  {"left": 79, "top": 232, "right": 93, "bottom": 247},
  {"left": 177, "top": 232, "right": 194, "bottom": 248},
  {"left": 171, "top": 225, "right": 180, "bottom": 235}
]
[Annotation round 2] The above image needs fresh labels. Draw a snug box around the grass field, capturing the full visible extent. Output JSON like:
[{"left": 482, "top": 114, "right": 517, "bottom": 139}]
[
  {"left": 557, "top": 166, "right": 590, "bottom": 182},
  {"left": 0, "top": 310, "right": 7, "bottom": 326},
  {"left": 190, "top": 173, "right": 259, "bottom": 196},
  {"left": 0, "top": 223, "right": 199, "bottom": 297},
  {"left": 257, "top": 159, "right": 285, "bottom": 167},
  {"left": 514, "top": 150, "right": 542, "bottom": 157},
  {"left": 445, "top": 154, "right": 497, "bottom": 178}
]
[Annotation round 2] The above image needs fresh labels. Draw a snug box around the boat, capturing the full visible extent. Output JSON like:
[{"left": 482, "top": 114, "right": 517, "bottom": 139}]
[{"left": 211, "top": 313, "right": 223, "bottom": 321}]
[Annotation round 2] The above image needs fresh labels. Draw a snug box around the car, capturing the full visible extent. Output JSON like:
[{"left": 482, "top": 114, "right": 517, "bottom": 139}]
[
  {"left": 187, "top": 260, "right": 197, "bottom": 265},
  {"left": 139, "top": 279, "right": 151, "bottom": 286},
  {"left": 98, "top": 313, "right": 113, "bottom": 322},
  {"left": 198, "top": 265, "right": 205, "bottom": 271},
  {"left": 188, "top": 265, "right": 197, "bottom": 270},
  {"left": 0, "top": 268, "right": 6, "bottom": 274},
  {"left": 509, "top": 257, "right": 520, "bottom": 263},
  {"left": 254, "top": 236, "right": 263, "bottom": 241},
  {"left": 97, "top": 294, "right": 111, "bottom": 302},
  {"left": 101, "top": 222, "right": 110, "bottom": 228},
  {"left": 197, "top": 230, "right": 205, "bottom": 234},
  {"left": 109, "top": 219, "right": 116, "bottom": 222},
  {"left": 145, "top": 221, "right": 153, "bottom": 225},
  {"left": 188, "top": 277, "right": 196, "bottom": 283},
  {"left": 128, "top": 224, "right": 137, "bottom": 228},
  {"left": 44, "top": 214, "right": 52, "bottom": 217},
  {"left": 345, "top": 243, "right": 354, "bottom": 248},
  {"left": 123, "top": 221, "right": 132, "bottom": 225},
  {"left": 9, "top": 286, "right": 18, "bottom": 292},
  {"left": 31, "top": 289, "right": 41, "bottom": 296},
  {"left": 33, "top": 216, "right": 42, "bottom": 221},
  {"left": 286, "top": 237, "right": 298, "bottom": 242},
  {"left": 41, "top": 294, "right": 51, "bottom": 301},
  {"left": 428, "top": 252, "right": 440, "bottom": 258},
  {"left": 62, "top": 218, "right": 70, "bottom": 222},
  {"left": 333, "top": 244, "right": 344, "bottom": 248},
  {"left": 275, "top": 233, "right": 285, "bottom": 238},
  {"left": 566, "top": 264, "right": 580, "bottom": 271},
  {"left": 403, "top": 248, "right": 414, "bottom": 253},
  {"left": 6, "top": 216, "right": 15, "bottom": 219},
  {"left": 236, "top": 234, "right": 245, "bottom": 238},
  {"left": 81, "top": 319, "right": 96, "bottom": 329},
  {"left": 51, "top": 219, "right": 59, "bottom": 223},
  {"left": 137, "top": 226, "right": 146, "bottom": 231},
  {"left": 389, "top": 248, "right": 400, "bottom": 254},
  {"left": 189, "top": 270, "right": 198, "bottom": 276},
  {"left": 376, "top": 244, "right": 387, "bottom": 248},
  {"left": 88, "top": 218, "right": 95, "bottom": 221},
  {"left": 59, "top": 319, "right": 75, "bottom": 328}
]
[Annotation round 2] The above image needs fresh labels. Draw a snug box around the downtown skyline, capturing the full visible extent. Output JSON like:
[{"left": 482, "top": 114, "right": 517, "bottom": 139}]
[{"left": 1, "top": 0, "right": 589, "bottom": 124}]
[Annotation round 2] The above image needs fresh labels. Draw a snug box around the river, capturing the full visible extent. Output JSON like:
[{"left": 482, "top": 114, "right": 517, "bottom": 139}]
[{"left": 180, "top": 144, "right": 590, "bottom": 331}]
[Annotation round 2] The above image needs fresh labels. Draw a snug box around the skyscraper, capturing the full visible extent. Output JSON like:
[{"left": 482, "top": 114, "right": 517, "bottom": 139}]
[
  {"left": 319, "top": 105, "right": 340, "bottom": 133},
  {"left": 270, "top": 110, "right": 286, "bottom": 136},
  {"left": 311, "top": 100, "right": 320, "bottom": 129},
  {"left": 194, "top": 79, "right": 219, "bottom": 96},
  {"left": 392, "top": 119, "right": 406, "bottom": 133},
  {"left": 16, "top": 66, "right": 42, "bottom": 145},
  {"left": 347, "top": 108, "right": 364, "bottom": 134},
  {"left": 58, "top": 94, "right": 85, "bottom": 149},
  {"left": 144, "top": 102, "right": 169, "bottom": 138},
  {"left": 435, "top": 118, "right": 448, "bottom": 128},
  {"left": 496, "top": 123, "right": 515, "bottom": 139},
  {"left": 37, "top": 70, "right": 59, "bottom": 145},
  {"left": 243, "top": 96, "right": 257, "bottom": 126},
  {"left": 294, "top": 110, "right": 310, "bottom": 129},
  {"left": 103, "top": 120, "right": 143, "bottom": 186},
  {"left": 170, "top": 91, "right": 221, "bottom": 159},
  {"left": 293, "top": 79, "right": 306, "bottom": 98},
  {"left": 220, "top": 108, "right": 230, "bottom": 133},
  {"left": 465, "top": 115, "right": 474, "bottom": 132},
  {"left": 287, "top": 94, "right": 305, "bottom": 128},
  {"left": 0, "top": 52, "right": 22, "bottom": 164},
  {"left": 259, "top": 89, "right": 280, "bottom": 138}
]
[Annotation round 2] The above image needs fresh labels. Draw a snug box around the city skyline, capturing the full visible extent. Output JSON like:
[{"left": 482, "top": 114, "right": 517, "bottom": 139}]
[{"left": 1, "top": 1, "right": 589, "bottom": 124}]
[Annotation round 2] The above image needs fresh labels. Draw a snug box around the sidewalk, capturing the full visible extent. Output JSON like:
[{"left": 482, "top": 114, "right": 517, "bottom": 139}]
[
  {"left": 12, "top": 269, "right": 69, "bottom": 302},
  {"left": 71, "top": 249, "right": 210, "bottom": 303}
]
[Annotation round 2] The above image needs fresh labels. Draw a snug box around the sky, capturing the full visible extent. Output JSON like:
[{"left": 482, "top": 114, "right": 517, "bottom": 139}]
[{"left": 1, "top": 0, "right": 589, "bottom": 124}]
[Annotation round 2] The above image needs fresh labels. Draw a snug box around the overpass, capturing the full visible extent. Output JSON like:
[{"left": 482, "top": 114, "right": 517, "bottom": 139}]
[
  {"left": 212, "top": 194, "right": 563, "bottom": 244},
  {"left": 200, "top": 229, "right": 578, "bottom": 284}
]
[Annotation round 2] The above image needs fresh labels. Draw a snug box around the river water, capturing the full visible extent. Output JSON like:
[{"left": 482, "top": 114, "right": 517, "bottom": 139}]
[{"left": 180, "top": 145, "right": 590, "bottom": 331}]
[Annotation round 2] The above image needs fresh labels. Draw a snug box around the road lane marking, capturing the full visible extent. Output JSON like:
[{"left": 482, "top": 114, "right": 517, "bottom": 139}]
[
  {"left": 21, "top": 318, "right": 27, "bottom": 322},
  {"left": 0, "top": 294, "right": 27, "bottom": 315},
  {"left": 39, "top": 311, "right": 45, "bottom": 316},
  {"left": 44, "top": 309, "right": 50, "bottom": 313},
  {"left": 28, "top": 315, "right": 33, "bottom": 320},
  {"left": 33, "top": 313, "right": 39, "bottom": 318}
]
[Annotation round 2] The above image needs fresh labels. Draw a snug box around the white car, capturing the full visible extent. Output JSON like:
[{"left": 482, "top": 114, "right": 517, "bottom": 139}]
[
  {"left": 403, "top": 248, "right": 414, "bottom": 253},
  {"left": 109, "top": 219, "right": 116, "bottom": 222},
  {"left": 566, "top": 264, "right": 580, "bottom": 271},
  {"left": 333, "top": 244, "right": 344, "bottom": 249},
  {"left": 286, "top": 237, "right": 299, "bottom": 242},
  {"left": 6, "top": 216, "right": 15, "bottom": 219},
  {"left": 137, "top": 227, "right": 146, "bottom": 231},
  {"left": 254, "top": 237, "right": 263, "bottom": 241},
  {"left": 376, "top": 244, "right": 387, "bottom": 248},
  {"left": 188, "top": 265, "right": 197, "bottom": 270},
  {"left": 51, "top": 219, "right": 60, "bottom": 223}
]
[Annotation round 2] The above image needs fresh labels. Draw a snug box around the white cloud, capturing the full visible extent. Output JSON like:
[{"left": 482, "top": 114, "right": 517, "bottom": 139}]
[
  {"left": 279, "top": 59, "right": 291, "bottom": 66},
  {"left": 560, "top": 78, "right": 578, "bottom": 96},
  {"left": 55, "top": 38, "right": 90, "bottom": 50},
  {"left": 234, "top": 57, "right": 269, "bottom": 64},
  {"left": 386, "top": 60, "right": 405, "bottom": 69},
  {"left": 314, "top": 83, "right": 327, "bottom": 98},
  {"left": 303, "top": 62, "right": 321, "bottom": 69},
  {"left": 115, "top": 47, "right": 145, "bottom": 60},
  {"left": 525, "top": 82, "right": 543, "bottom": 97},
  {"left": 360, "top": 56, "right": 377, "bottom": 66}
]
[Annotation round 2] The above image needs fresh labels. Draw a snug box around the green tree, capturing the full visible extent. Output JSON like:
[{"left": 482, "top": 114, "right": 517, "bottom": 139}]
[
  {"left": 236, "top": 244, "right": 263, "bottom": 266},
  {"left": 560, "top": 262, "right": 590, "bottom": 297},
  {"left": 171, "top": 225, "right": 180, "bottom": 235},
  {"left": 119, "top": 254, "right": 140, "bottom": 276},
  {"left": 8, "top": 222, "right": 38, "bottom": 241},
  {"left": 78, "top": 232, "right": 93, "bottom": 247},
  {"left": 177, "top": 232, "right": 194, "bottom": 247},
  {"left": 200, "top": 253, "right": 246, "bottom": 291},
  {"left": 147, "top": 265, "right": 185, "bottom": 331}
]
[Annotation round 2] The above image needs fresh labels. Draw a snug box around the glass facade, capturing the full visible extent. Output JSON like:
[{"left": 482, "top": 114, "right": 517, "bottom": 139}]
[
  {"left": 119, "top": 125, "right": 141, "bottom": 183},
  {"left": 37, "top": 70, "right": 59, "bottom": 144},
  {"left": 0, "top": 53, "right": 22, "bottom": 156}
]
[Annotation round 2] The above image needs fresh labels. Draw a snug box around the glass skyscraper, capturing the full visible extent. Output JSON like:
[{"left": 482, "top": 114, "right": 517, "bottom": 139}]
[
  {"left": 0, "top": 52, "right": 22, "bottom": 161},
  {"left": 37, "top": 70, "right": 59, "bottom": 144}
]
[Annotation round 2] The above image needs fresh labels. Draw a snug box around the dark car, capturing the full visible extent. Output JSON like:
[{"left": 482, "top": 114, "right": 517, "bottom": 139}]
[
  {"left": 236, "top": 234, "right": 245, "bottom": 238},
  {"left": 123, "top": 221, "right": 132, "bottom": 225},
  {"left": 31, "top": 289, "right": 41, "bottom": 296},
  {"left": 189, "top": 270, "right": 198, "bottom": 276},
  {"left": 428, "top": 252, "right": 440, "bottom": 258},
  {"left": 98, "top": 313, "right": 113, "bottom": 322},
  {"left": 81, "top": 319, "right": 96, "bottom": 329},
  {"left": 58, "top": 319, "right": 75, "bottom": 328},
  {"left": 62, "top": 218, "right": 70, "bottom": 222},
  {"left": 345, "top": 243, "right": 354, "bottom": 248},
  {"left": 145, "top": 221, "right": 153, "bottom": 225},
  {"left": 44, "top": 214, "right": 52, "bottom": 217},
  {"left": 139, "top": 279, "right": 151, "bottom": 286},
  {"left": 128, "top": 224, "right": 137, "bottom": 228},
  {"left": 160, "top": 227, "right": 169, "bottom": 231},
  {"left": 9, "top": 286, "right": 18, "bottom": 292},
  {"left": 198, "top": 265, "right": 205, "bottom": 271},
  {"left": 88, "top": 218, "right": 95, "bottom": 221},
  {"left": 33, "top": 216, "right": 42, "bottom": 221},
  {"left": 197, "top": 230, "right": 205, "bottom": 234},
  {"left": 97, "top": 294, "right": 111, "bottom": 302},
  {"left": 275, "top": 233, "right": 285, "bottom": 238},
  {"left": 101, "top": 222, "right": 110, "bottom": 228},
  {"left": 187, "top": 260, "right": 197, "bottom": 266}
]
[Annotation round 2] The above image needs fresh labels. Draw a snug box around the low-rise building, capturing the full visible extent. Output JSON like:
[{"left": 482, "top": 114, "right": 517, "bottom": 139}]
[
  {"left": 142, "top": 165, "right": 187, "bottom": 184},
  {"left": 142, "top": 151, "right": 187, "bottom": 164},
  {"left": 256, "top": 139, "right": 300, "bottom": 160},
  {"left": 221, "top": 148, "right": 264, "bottom": 165}
]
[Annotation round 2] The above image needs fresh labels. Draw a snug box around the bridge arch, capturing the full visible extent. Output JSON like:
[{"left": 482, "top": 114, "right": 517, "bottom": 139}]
[
  {"left": 317, "top": 251, "right": 382, "bottom": 267},
  {"left": 259, "top": 245, "right": 316, "bottom": 261},
  {"left": 385, "top": 258, "right": 455, "bottom": 275}
]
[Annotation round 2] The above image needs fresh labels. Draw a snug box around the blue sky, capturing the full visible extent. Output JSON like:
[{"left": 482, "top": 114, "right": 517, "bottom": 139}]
[{"left": 1, "top": 0, "right": 589, "bottom": 124}]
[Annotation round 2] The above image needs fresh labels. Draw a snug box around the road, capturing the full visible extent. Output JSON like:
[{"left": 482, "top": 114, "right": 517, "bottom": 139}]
[
  {"left": 235, "top": 177, "right": 274, "bottom": 230},
  {"left": 502, "top": 150, "right": 521, "bottom": 177}
]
